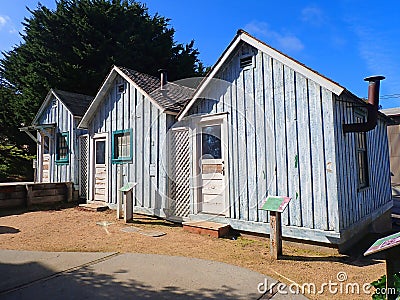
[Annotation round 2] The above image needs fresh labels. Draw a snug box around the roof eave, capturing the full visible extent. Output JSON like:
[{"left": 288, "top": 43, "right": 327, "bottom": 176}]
[
  {"left": 32, "top": 89, "right": 56, "bottom": 125},
  {"left": 178, "top": 30, "right": 345, "bottom": 121},
  {"left": 78, "top": 67, "right": 119, "bottom": 129}
]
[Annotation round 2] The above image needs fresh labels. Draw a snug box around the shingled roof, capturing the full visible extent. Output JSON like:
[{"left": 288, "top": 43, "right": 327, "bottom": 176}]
[
  {"left": 52, "top": 89, "right": 94, "bottom": 117},
  {"left": 117, "top": 67, "right": 195, "bottom": 112}
]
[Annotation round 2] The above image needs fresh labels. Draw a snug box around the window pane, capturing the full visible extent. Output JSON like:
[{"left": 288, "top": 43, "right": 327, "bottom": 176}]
[
  {"left": 44, "top": 136, "right": 50, "bottom": 154},
  {"left": 202, "top": 125, "right": 222, "bottom": 159},
  {"left": 113, "top": 131, "right": 131, "bottom": 160},
  {"left": 96, "top": 141, "right": 106, "bottom": 164}
]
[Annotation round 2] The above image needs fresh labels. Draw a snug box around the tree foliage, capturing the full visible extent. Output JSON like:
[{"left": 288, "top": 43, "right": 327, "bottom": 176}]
[{"left": 0, "top": 0, "right": 205, "bottom": 179}]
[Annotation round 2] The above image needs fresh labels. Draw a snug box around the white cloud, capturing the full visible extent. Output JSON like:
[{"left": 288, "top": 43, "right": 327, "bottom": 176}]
[
  {"left": 301, "top": 6, "right": 325, "bottom": 26},
  {"left": 0, "top": 15, "right": 10, "bottom": 28},
  {"left": 244, "top": 21, "right": 304, "bottom": 52}
]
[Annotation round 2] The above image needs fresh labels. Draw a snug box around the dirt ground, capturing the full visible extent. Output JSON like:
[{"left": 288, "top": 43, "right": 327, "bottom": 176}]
[{"left": 0, "top": 204, "right": 389, "bottom": 299}]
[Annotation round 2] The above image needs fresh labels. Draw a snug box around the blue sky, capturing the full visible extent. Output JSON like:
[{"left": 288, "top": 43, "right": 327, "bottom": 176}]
[{"left": 1, "top": 0, "right": 399, "bottom": 108}]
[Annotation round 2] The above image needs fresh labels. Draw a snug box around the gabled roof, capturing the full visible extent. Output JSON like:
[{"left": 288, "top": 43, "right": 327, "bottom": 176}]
[
  {"left": 178, "top": 29, "right": 346, "bottom": 121},
  {"left": 79, "top": 66, "right": 194, "bottom": 128},
  {"left": 381, "top": 107, "right": 400, "bottom": 117},
  {"left": 32, "top": 89, "right": 93, "bottom": 125},
  {"left": 118, "top": 67, "right": 194, "bottom": 112}
]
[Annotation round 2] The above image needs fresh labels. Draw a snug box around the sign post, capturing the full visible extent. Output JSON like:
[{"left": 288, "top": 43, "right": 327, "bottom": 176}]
[
  {"left": 364, "top": 231, "right": 400, "bottom": 300},
  {"left": 118, "top": 182, "right": 137, "bottom": 223},
  {"left": 260, "top": 195, "right": 291, "bottom": 259}
]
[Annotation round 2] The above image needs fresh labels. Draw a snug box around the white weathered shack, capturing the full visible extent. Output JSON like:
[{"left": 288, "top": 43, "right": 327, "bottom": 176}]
[
  {"left": 172, "top": 30, "right": 392, "bottom": 249},
  {"left": 77, "top": 30, "right": 392, "bottom": 250},
  {"left": 78, "top": 66, "right": 193, "bottom": 216},
  {"left": 381, "top": 107, "right": 400, "bottom": 195},
  {"left": 26, "top": 89, "right": 93, "bottom": 198}
]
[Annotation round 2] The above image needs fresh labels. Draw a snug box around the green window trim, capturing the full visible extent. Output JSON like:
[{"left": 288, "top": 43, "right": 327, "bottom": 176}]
[
  {"left": 112, "top": 129, "right": 133, "bottom": 164},
  {"left": 55, "top": 132, "right": 69, "bottom": 164}
]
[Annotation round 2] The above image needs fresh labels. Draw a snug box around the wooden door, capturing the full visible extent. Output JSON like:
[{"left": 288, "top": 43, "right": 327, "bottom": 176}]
[
  {"left": 42, "top": 135, "right": 50, "bottom": 183},
  {"left": 94, "top": 138, "right": 107, "bottom": 202},
  {"left": 200, "top": 123, "right": 226, "bottom": 215}
]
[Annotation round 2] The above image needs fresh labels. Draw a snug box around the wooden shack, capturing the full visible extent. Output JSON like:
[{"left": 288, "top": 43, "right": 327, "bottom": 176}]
[
  {"left": 24, "top": 89, "right": 93, "bottom": 198},
  {"left": 172, "top": 30, "right": 392, "bottom": 250},
  {"left": 381, "top": 107, "right": 400, "bottom": 195},
  {"left": 77, "top": 30, "right": 392, "bottom": 250},
  {"left": 78, "top": 66, "right": 193, "bottom": 216}
]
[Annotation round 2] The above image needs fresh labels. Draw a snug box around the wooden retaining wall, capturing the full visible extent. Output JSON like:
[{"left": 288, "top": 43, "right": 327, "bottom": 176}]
[{"left": 0, "top": 182, "right": 73, "bottom": 209}]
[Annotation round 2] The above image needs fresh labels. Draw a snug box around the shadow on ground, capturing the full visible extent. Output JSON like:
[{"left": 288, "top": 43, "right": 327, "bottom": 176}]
[
  {"left": 0, "top": 261, "right": 256, "bottom": 300},
  {"left": 0, "top": 226, "right": 19, "bottom": 234}
]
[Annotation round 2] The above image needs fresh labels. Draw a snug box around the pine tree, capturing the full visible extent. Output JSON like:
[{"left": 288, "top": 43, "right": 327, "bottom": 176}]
[{"left": 0, "top": 0, "right": 205, "bottom": 180}]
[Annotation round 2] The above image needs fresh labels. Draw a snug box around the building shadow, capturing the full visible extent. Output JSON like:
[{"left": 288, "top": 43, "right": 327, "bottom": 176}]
[
  {"left": 0, "top": 260, "right": 258, "bottom": 300},
  {"left": 0, "top": 226, "right": 20, "bottom": 234}
]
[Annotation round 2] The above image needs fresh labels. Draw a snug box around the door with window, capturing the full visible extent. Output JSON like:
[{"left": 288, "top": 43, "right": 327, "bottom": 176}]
[
  {"left": 199, "top": 118, "right": 227, "bottom": 215},
  {"left": 41, "top": 134, "right": 51, "bottom": 183},
  {"left": 93, "top": 136, "right": 107, "bottom": 202}
]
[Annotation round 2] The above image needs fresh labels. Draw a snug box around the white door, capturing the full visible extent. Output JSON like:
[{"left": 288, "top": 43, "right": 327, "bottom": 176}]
[
  {"left": 199, "top": 121, "right": 227, "bottom": 215},
  {"left": 41, "top": 135, "right": 51, "bottom": 183},
  {"left": 93, "top": 137, "right": 107, "bottom": 202}
]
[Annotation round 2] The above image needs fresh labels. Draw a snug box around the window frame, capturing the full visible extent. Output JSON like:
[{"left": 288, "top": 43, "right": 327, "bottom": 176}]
[
  {"left": 239, "top": 55, "right": 255, "bottom": 70},
  {"left": 111, "top": 128, "right": 133, "bottom": 164},
  {"left": 55, "top": 132, "right": 69, "bottom": 164},
  {"left": 354, "top": 112, "right": 369, "bottom": 190}
]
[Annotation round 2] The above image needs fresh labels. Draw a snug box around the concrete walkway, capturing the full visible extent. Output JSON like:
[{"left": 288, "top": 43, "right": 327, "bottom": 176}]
[{"left": 0, "top": 250, "right": 307, "bottom": 299}]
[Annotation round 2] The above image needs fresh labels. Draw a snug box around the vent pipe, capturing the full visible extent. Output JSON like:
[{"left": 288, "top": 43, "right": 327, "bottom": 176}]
[
  {"left": 158, "top": 69, "right": 167, "bottom": 90},
  {"left": 343, "top": 75, "right": 385, "bottom": 133}
]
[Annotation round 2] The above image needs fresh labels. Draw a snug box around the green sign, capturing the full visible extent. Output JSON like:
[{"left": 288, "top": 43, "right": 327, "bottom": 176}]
[
  {"left": 119, "top": 182, "right": 137, "bottom": 192},
  {"left": 364, "top": 231, "right": 400, "bottom": 256},
  {"left": 260, "top": 195, "right": 291, "bottom": 212}
]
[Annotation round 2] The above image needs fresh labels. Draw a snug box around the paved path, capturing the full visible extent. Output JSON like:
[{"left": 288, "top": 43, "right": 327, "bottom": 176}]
[{"left": 0, "top": 250, "right": 307, "bottom": 299}]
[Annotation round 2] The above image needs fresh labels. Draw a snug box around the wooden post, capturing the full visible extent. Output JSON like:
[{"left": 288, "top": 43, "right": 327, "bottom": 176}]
[
  {"left": 364, "top": 232, "right": 400, "bottom": 300},
  {"left": 117, "top": 165, "right": 123, "bottom": 219},
  {"left": 386, "top": 248, "right": 400, "bottom": 300},
  {"left": 66, "top": 182, "right": 73, "bottom": 202},
  {"left": 124, "top": 189, "right": 133, "bottom": 222},
  {"left": 270, "top": 211, "right": 282, "bottom": 259},
  {"left": 25, "top": 184, "right": 33, "bottom": 208},
  {"left": 119, "top": 182, "right": 137, "bottom": 223},
  {"left": 260, "top": 195, "right": 291, "bottom": 260}
]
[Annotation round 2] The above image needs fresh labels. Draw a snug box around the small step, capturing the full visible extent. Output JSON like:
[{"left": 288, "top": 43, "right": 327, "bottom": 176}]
[
  {"left": 79, "top": 202, "right": 109, "bottom": 212},
  {"left": 183, "top": 221, "right": 230, "bottom": 238}
]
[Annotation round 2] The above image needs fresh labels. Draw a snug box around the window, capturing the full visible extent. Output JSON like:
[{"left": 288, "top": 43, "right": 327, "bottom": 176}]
[
  {"left": 201, "top": 125, "right": 222, "bottom": 159},
  {"left": 112, "top": 129, "right": 132, "bottom": 163},
  {"left": 355, "top": 113, "right": 369, "bottom": 189},
  {"left": 51, "top": 99, "right": 57, "bottom": 109},
  {"left": 43, "top": 135, "right": 50, "bottom": 154},
  {"left": 56, "top": 132, "right": 69, "bottom": 164},
  {"left": 240, "top": 55, "right": 254, "bottom": 69},
  {"left": 95, "top": 140, "right": 106, "bottom": 165},
  {"left": 117, "top": 83, "right": 126, "bottom": 94}
]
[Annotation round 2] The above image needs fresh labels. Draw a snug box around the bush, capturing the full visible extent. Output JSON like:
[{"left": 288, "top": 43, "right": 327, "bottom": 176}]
[
  {"left": 0, "top": 144, "right": 35, "bottom": 182},
  {"left": 370, "top": 273, "right": 400, "bottom": 300}
]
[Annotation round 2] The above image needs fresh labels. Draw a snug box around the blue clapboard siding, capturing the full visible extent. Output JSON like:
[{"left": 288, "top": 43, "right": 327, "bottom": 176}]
[
  {"left": 37, "top": 95, "right": 82, "bottom": 186},
  {"left": 333, "top": 94, "right": 392, "bottom": 230},
  {"left": 88, "top": 75, "right": 169, "bottom": 216},
  {"left": 188, "top": 43, "right": 341, "bottom": 234}
]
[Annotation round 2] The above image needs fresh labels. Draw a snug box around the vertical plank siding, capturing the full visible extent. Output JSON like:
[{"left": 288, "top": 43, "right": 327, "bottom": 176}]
[
  {"left": 38, "top": 96, "right": 84, "bottom": 186},
  {"left": 88, "top": 75, "right": 168, "bottom": 216},
  {"left": 188, "top": 44, "right": 340, "bottom": 233},
  {"left": 333, "top": 94, "right": 391, "bottom": 230}
]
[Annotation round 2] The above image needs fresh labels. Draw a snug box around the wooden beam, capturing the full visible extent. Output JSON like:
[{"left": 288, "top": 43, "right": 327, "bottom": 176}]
[
  {"left": 19, "top": 127, "right": 39, "bottom": 144},
  {"left": 386, "top": 248, "right": 400, "bottom": 300},
  {"left": 270, "top": 211, "right": 282, "bottom": 259}
]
